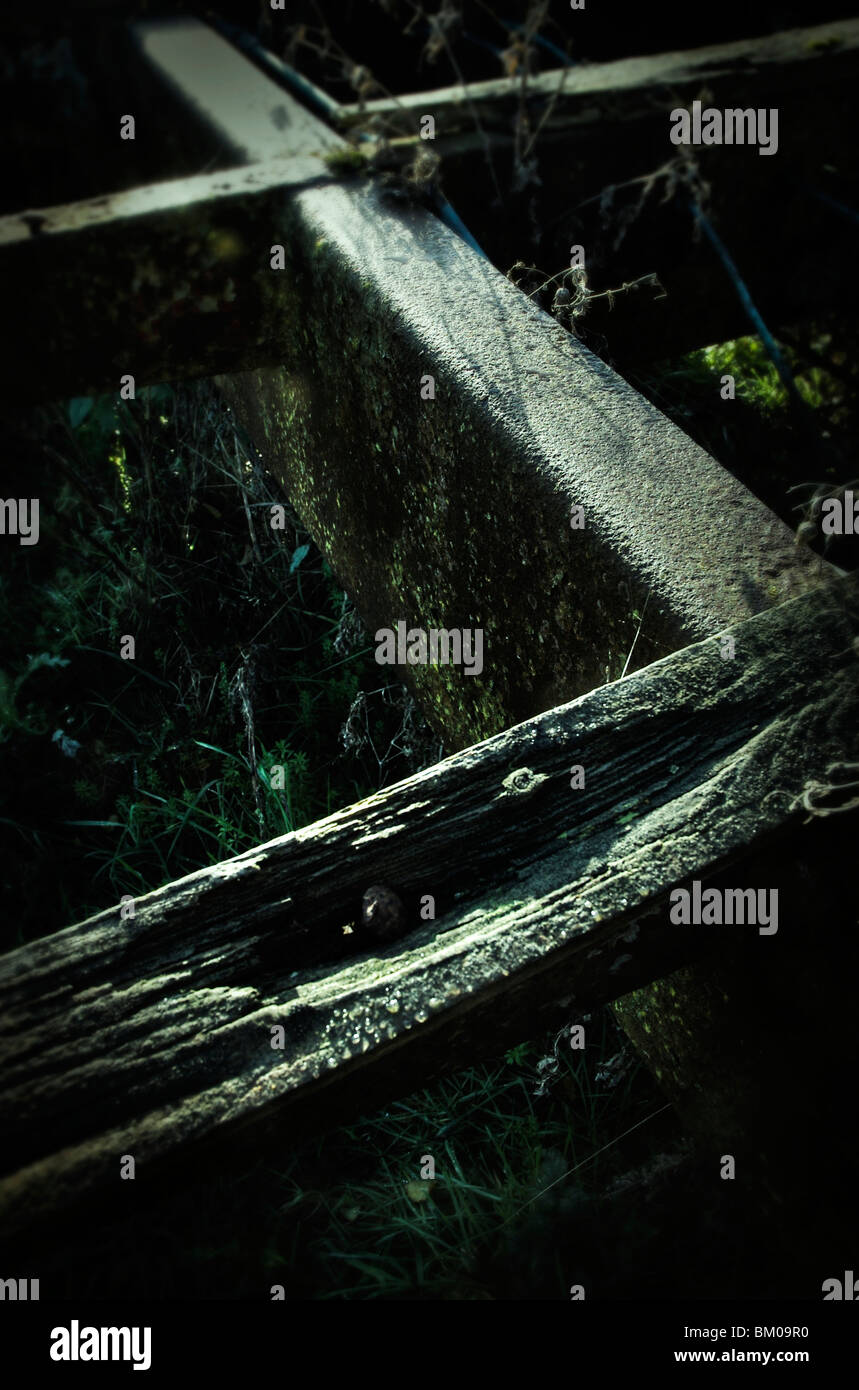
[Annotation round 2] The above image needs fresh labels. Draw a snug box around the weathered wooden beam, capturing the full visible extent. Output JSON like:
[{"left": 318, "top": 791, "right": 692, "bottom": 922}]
[
  {"left": 4, "top": 15, "right": 853, "bottom": 1235},
  {"left": 0, "top": 16, "right": 352, "bottom": 404},
  {"left": 0, "top": 156, "right": 336, "bottom": 406},
  {"left": 140, "top": 12, "right": 859, "bottom": 375},
  {"left": 336, "top": 20, "right": 859, "bottom": 135},
  {"left": 0, "top": 17, "right": 353, "bottom": 405},
  {"left": 130, "top": 16, "right": 337, "bottom": 166},
  {"left": 0, "top": 574, "right": 856, "bottom": 1234},
  {"left": 215, "top": 162, "right": 832, "bottom": 746},
  {"left": 96, "top": 15, "right": 859, "bottom": 377},
  {"left": 6, "top": 15, "right": 855, "bottom": 404},
  {"left": 2, "top": 17, "right": 830, "bottom": 720}
]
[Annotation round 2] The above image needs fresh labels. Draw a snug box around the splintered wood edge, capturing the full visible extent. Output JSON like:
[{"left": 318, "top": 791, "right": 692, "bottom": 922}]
[{"left": 0, "top": 574, "right": 855, "bottom": 1229}]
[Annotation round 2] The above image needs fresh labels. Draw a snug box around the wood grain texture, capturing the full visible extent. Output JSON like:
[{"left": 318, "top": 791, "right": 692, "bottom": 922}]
[{"left": 0, "top": 573, "right": 855, "bottom": 1233}]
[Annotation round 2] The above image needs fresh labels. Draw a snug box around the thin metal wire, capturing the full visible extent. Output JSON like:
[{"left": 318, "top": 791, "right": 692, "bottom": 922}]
[{"left": 690, "top": 199, "right": 806, "bottom": 412}]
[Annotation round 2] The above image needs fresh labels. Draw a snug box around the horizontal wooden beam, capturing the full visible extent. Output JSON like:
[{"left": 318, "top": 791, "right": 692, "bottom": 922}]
[
  {"left": 3, "top": 20, "right": 831, "bottom": 716},
  {"left": 334, "top": 19, "right": 859, "bottom": 363},
  {"left": 336, "top": 20, "right": 859, "bottom": 134},
  {"left": 0, "top": 155, "right": 336, "bottom": 406},
  {"left": 0, "top": 574, "right": 856, "bottom": 1233},
  {"left": 0, "top": 17, "right": 350, "bottom": 406},
  {"left": 5, "top": 16, "right": 856, "bottom": 403}
]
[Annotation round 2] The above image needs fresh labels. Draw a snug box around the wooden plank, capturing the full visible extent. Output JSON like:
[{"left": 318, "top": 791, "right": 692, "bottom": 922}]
[
  {"left": 336, "top": 20, "right": 859, "bottom": 134},
  {"left": 216, "top": 168, "right": 832, "bottom": 749},
  {"left": 130, "top": 16, "right": 339, "bottom": 164},
  {"left": 0, "top": 17, "right": 349, "bottom": 404},
  {"left": 0, "top": 155, "right": 337, "bottom": 406},
  {"left": 0, "top": 574, "right": 856, "bottom": 1233},
  {"left": 84, "top": 15, "right": 859, "bottom": 375},
  {"left": 3, "top": 16, "right": 831, "bottom": 704},
  {"left": 5, "top": 15, "right": 854, "bottom": 404}
]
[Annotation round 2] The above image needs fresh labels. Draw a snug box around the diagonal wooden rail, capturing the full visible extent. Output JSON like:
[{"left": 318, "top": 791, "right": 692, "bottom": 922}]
[{"left": 0, "top": 574, "right": 856, "bottom": 1234}]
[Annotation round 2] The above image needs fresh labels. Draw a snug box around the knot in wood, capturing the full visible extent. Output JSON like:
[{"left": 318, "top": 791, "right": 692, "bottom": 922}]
[
  {"left": 501, "top": 766, "right": 548, "bottom": 797},
  {"left": 361, "top": 883, "right": 405, "bottom": 940}
]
